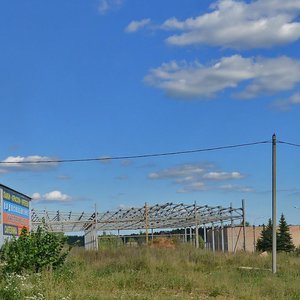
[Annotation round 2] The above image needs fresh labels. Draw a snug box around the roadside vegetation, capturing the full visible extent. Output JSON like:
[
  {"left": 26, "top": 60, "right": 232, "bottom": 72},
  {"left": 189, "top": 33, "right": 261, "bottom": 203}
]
[{"left": 1, "top": 243, "right": 300, "bottom": 299}]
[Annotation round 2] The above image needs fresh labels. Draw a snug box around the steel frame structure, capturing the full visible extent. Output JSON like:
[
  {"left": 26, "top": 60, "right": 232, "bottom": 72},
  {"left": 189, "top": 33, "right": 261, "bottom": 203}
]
[{"left": 31, "top": 202, "right": 244, "bottom": 233}]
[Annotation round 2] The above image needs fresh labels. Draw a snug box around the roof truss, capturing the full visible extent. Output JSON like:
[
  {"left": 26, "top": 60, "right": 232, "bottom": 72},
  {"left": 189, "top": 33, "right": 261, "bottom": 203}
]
[{"left": 31, "top": 202, "right": 243, "bottom": 233}]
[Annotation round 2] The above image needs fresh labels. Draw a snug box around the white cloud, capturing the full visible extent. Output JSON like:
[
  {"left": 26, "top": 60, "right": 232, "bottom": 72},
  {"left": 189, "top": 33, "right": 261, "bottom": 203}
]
[
  {"left": 32, "top": 192, "right": 41, "bottom": 201},
  {"left": 177, "top": 182, "right": 206, "bottom": 194},
  {"left": 203, "top": 171, "right": 243, "bottom": 180},
  {"left": 98, "top": 0, "right": 123, "bottom": 15},
  {"left": 272, "top": 92, "right": 300, "bottom": 111},
  {"left": 145, "top": 55, "right": 300, "bottom": 99},
  {"left": 148, "top": 163, "right": 245, "bottom": 193},
  {"left": 219, "top": 184, "right": 254, "bottom": 193},
  {"left": 32, "top": 190, "right": 72, "bottom": 202},
  {"left": 148, "top": 164, "right": 207, "bottom": 179},
  {"left": 125, "top": 19, "right": 151, "bottom": 33},
  {"left": 0, "top": 155, "right": 58, "bottom": 173},
  {"left": 161, "top": 0, "right": 300, "bottom": 49}
]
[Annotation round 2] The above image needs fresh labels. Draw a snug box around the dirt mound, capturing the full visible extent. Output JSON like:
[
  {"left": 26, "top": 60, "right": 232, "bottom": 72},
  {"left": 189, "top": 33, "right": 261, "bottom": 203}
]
[{"left": 150, "top": 237, "right": 176, "bottom": 249}]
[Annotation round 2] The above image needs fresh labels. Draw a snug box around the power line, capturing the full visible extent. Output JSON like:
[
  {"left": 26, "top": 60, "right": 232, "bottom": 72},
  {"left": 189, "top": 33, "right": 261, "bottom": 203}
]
[
  {"left": 0, "top": 140, "right": 271, "bottom": 165},
  {"left": 278, "top": 140, "right": 300, "bottom": 147}
]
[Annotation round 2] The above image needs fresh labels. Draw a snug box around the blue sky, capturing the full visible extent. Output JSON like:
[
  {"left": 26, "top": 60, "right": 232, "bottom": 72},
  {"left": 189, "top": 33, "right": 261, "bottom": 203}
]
[{"left": 1, "top": 0, "right": 300, "bottom": 225}]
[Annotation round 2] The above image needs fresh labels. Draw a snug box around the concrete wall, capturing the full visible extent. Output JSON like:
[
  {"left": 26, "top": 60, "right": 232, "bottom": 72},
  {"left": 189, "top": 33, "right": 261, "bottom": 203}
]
[
  {"left": 204, "top": 225, "right": 300, "bottom": 252},
  {"left": 84, "top": 224, "right": 98, "bottom": 250}
]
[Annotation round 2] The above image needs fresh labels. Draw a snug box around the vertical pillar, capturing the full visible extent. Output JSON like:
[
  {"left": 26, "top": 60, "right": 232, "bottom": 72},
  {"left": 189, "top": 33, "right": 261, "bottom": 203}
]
[
  {"left": 94, "top": 203, "right": 98, "bottom": 251},
  {"left": 184, "top": 227, "right": 187, "bottom": 243},
  {"left": 272, "top": 133, "right": 277, "bottom": 274},
  {"left": 212, "top": 223, "right": 215, "bottom": 253},
  {"left": 230, "top": 203, "right": 234, "bottom": 253},
  {"left": 203, "top": 224, "right": 207, "bottom": 249},
  {"left": 242, "top": 199, "right": 246, "bottom": 252},
  {"left": 190, "top": 227, "right": 192, "bottom": 244},
  {"left": 253, "top": 225, "right": 256, "bottom": 252},
  {"left": 195, "top": 201, "right": 199, "bottom": 249},
  {"left": 221, "top": 221, "right": 224, "bottom": 253},
  {"left": 145, "top": 202, "right": 149, "bottom": 245}
]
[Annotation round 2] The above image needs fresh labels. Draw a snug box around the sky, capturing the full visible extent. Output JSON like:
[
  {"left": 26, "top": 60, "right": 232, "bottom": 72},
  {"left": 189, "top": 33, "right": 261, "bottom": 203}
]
[{"left": 0, "top": 0, "right": 300, "bottom": 226}]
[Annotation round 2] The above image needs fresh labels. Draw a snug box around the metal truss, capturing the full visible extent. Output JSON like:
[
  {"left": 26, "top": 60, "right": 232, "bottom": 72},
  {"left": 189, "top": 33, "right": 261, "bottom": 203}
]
[{"left": 31, "top": 202, "right": 243, "bottom": 233}]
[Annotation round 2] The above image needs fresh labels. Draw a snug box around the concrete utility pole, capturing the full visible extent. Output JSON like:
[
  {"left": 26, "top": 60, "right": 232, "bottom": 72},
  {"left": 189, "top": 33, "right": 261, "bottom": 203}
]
[{"left": 272, "top": 134, "right": 277, "bottom": 274}]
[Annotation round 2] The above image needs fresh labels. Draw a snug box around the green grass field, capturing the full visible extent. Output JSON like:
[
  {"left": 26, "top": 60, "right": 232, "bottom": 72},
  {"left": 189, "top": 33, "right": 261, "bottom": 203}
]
[{"left": 1, "top": 245, "right": 300, "bottom": 300}]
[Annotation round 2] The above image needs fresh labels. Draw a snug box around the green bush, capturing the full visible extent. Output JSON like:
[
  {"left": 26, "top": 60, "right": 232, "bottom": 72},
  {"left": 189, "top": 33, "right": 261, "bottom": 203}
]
[{"left": 0, "top": 226, "right": 70, "bottom": 274}]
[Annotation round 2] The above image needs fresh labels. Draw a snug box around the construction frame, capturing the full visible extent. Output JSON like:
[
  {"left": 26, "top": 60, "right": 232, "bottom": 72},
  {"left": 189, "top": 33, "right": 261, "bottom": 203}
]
[{"left": 31, "top": 201, "right": 245, "bottom": 251}]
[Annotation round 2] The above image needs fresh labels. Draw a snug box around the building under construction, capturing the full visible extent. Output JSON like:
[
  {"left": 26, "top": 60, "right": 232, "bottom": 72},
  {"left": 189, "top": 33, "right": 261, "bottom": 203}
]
[{"left": 31, "top": 201, "right": 246, "bottom": 251}]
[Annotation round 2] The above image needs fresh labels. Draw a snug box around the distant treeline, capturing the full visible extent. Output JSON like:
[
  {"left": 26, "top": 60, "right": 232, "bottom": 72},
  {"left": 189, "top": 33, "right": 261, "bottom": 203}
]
[{"left": 66, "top": 235, "right": 84, "bottom": 247}]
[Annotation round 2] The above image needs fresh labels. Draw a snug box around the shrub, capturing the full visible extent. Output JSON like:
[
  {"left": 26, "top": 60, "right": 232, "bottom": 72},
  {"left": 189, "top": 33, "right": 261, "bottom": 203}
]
[{"left": 0, "top": 226, "right": 70, "bottom": 274}]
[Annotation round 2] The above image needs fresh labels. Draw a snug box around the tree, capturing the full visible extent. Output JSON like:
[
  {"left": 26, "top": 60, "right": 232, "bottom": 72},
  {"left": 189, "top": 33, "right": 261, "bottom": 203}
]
[
  {"left": 256, "top": 218, "right": 273, "bottom": 252},
  {"left": 256, "top": 214, "right": 295, "bottom": 252},
  {"left": 277, "top": 213, "right": 295, "bottom": 252},
  {"left": 0, "top": 226, "right": 70, "bottom": 274}
]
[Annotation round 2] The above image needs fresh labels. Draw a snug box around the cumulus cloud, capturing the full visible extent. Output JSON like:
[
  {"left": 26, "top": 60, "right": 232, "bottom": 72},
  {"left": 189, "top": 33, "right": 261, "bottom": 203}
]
[
  {"left": 32, "top": 192, "right": 42, "bottom": 201},
  {"left": 125, "top": 19, "right": 151, "bottom": 33},
  {"left": 177, "top": 182, "right": 207, "bottom": 194},
  {"left": 203, "top": 171, "right": 244, "bottom": 180},
  {"left": 98, "top": 0, "right": 123, "bottom": 15},
  {"left": 0, "top": 155, "right": 58, "bottom": 173},
  {"left": 145, "top": 55, "right": 300, "bottom": 99},
  {"left": 148, "top": 163, "right": 245, "bottom": 193},
  {"left": 32, "top": 190, "right": 72, "bottom": 202},
  {"left": 161, "top": 0, "right": 300, "bottom": 49},
  {"left": 272, "top": 93, "right": 300, "bottom": 111},
  {"left": 148, "top": 164, "right": 207, "bottom": 179},
  {"left": 219, "top": 184, "right": 254, "bottom": 193}
]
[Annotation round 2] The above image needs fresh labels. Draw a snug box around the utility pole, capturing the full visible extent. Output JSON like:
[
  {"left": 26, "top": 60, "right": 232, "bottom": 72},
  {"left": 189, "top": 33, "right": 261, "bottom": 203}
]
[{"left": 272, "top": 134, "right": 277, "bottom": 274}]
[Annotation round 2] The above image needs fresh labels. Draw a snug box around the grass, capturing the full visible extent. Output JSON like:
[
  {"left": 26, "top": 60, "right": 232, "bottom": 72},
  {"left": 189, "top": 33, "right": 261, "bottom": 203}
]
[{"left": 1, "top": 245, "right": 300, "bottom": 299}]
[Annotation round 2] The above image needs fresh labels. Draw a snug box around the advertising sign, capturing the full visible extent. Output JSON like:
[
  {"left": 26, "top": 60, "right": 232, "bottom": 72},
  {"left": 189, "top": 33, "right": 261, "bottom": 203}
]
[{"left": 2, "top": 188, "right": 30, "bottom": 236}]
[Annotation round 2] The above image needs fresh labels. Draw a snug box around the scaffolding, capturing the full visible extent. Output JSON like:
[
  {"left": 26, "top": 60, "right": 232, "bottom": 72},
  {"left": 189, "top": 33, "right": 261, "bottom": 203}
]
[{"left": 31, "top": 201, "right": 245, "bottom": 250}]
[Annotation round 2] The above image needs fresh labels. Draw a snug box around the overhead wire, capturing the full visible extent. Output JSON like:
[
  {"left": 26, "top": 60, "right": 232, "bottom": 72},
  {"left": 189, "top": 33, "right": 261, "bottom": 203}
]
[
  {"left": 278, "top": 140, "right": 300, "bottom": 147},
  {"left": 0, "top": 140, "right": 271, "bottom": 165}
]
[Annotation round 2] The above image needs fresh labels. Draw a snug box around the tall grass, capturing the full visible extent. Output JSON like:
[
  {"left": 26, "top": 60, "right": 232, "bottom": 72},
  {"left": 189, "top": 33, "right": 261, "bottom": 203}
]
[{"left": 1, "top": 244, "right": 300, "bottom": 299}]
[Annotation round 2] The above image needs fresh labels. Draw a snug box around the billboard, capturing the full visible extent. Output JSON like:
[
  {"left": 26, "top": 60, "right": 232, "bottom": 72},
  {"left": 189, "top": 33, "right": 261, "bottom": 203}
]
[{"left": 2, "top": 187, "right": 30, "bottom": 236}]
